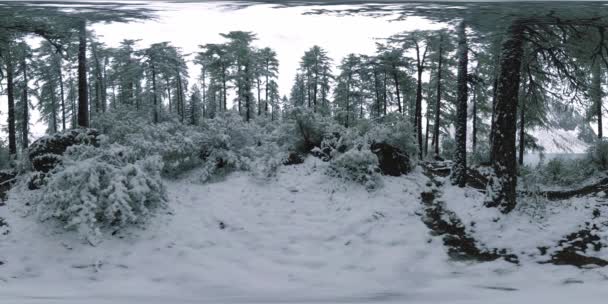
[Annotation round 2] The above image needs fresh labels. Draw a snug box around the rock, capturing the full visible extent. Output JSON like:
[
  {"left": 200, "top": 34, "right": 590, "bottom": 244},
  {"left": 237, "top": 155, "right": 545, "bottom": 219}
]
[
  {"left": 0, "top": 170, "right": 17, "bottom": 201},
  {"left": 283, "top": 152, "right": 305, "bottom": 166},
  {"left": 370, "top": 142, "right": 411, "bottom": 176},
  {"left": 29, "top": 128, "right": 100, "bottom": 173}
]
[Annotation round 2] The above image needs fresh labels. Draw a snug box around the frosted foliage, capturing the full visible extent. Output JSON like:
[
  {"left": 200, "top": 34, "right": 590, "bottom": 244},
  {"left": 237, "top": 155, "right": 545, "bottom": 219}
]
[
  {"left": 277, "top": 107, "right": 345, "bottom": 154},
  {"left": 35, "top": 143, "right": 166, "bottom": 241},
  {"left": 365, "top": 115, "right": 417, "bottom": 159},
  {"left": 587, "top": 139, "right": 608, "bottom": 170},
  {"left": 328, "top": 147, "right": 381, "bottom": 190}
]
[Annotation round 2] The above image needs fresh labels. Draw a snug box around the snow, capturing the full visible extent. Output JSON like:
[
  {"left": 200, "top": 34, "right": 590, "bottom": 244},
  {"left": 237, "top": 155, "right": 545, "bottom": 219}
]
[
  {"left": 2, "top": 158, "right": 608, "bottom": 303},
  {"left": 531, "top": 126, "right": 589, "bottom": 154},
  {"left": 442, "top": 175, "right": 608, "bottom": 262}
]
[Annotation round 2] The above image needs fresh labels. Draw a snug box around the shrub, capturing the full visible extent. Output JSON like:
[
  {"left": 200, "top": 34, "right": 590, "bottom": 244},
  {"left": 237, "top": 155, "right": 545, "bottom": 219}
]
[
  {"left": 521, "top": 156, "right": 597, "bottom": 187},
  {"left": 35, "top": 142, "right": 166, "bottom": 242},
  {"left": 587, "top": 139, "right": 608, "bottom": 170},
  {"left": 327, "top": 147, "right": 381, "bottom": 190},
  {"left": 278, "top": 107, "right": 344, "bottom": 155},
  {"left": 366, "top": 113, "right": 418, "bottom": 158}
]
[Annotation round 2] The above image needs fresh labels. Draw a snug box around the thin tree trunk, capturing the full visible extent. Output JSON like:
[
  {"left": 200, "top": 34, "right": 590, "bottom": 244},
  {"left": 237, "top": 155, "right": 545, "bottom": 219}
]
[
  {"left": 414, "top": 44, "right": 426, "bottom": 160},
  {"left": 452, "top": 21, "right": 468, "bottom": 187},
  {"left": 265, "top": 60, "right": 269, "bottom": 115},
  {"left": 257, "top": 77, "right": 262, "bottom": 116},
  {"left": 487, "top": 20, "right": 526, "bottom": 213},
  {"left": 51, "top": 90, "right": 58, "bottom": 133},
  {"left": 245, "top": 63, "right": 251, "bottom": 122},
  {"left": 152, "top": 63, "right": 159, "bottom": 124},
  {"left": 21, "top": 52, "right": 29, "bottom": 149},
  {"left": 6, "top": 47, "right": 16, "bottom": 156},
  {"left": 433, "top": 35, "right": 444, "bottom": 157},
  {"left": 472, "top": 83, "right": 478, "bottom": 153},
  {"left": 518, "top": 96, "right": 525, "bottom": 166},
  {"left": 392, "top": 66, "right": 401, "bottom": 113},
  {"left": 77, "top": 19, "right": 89, "bottom": 128},
  {"left": 58, "top": 57, "right": 67, "bottom": 131},
  {"left": 592, "top": 60, "right": 603, "bottom": 138},
  {"left": 383, "top": 71, "right": 388, "bottom": 116},
  {"left": 222, "top": 65, "right": 227, "bottom": 111}
]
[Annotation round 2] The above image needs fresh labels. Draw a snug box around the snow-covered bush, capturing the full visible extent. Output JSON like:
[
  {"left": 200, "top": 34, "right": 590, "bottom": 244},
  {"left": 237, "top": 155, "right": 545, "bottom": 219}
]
[
  {"left": 197, "top": 112, "right": 262, "bottom": 182},
  {"left": 366, "top": 114, "right": 417, "bottom": 159},
  {"left": 327, "top": 147, "right": 381, "bottom": 190},
  {"left": 95, "top": 109, "right": 264, "bottom": 180},
  {"left": 35, "top": 142, "right": 166, "bottom": 242},
  {"left": 587, "top": 139, "right": 608, "bottom": 170},
  {"left": 278, "top": 107, "right": 344, "bottom": 155},
  {"left": 522, "top": 157, "right": 597, "bottom": 187}
]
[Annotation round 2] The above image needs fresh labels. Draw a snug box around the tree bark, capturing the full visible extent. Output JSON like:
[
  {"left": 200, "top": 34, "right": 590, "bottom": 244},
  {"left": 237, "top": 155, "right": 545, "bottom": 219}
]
[
  {"left": 452, "top": 21, "right": 468, "bottom": 187},
  {"left": 77, "top": 19, "right": 89, "bottom": 128},
  {"left": 518, "top": 96, "right": 525, "bottom": 166},
  {"left": 487, "top": 20, "right": 526, "bottom": 213},
  {"left": 414, "top": 43, "right": 427, "bottom": 160},
  {"left": 5, "top": 47, "right": 17, "bottom": 156},
  {"left": 392, "top": 66, "right": 401, "bottom": 113},
  {"left": 592, "top": 60, "right": 603, "bottom": 138},
  {"left": 152, "top": 63, "right": 159, "bottom": 124},
  {"left": 433, "top": 35, "right": 444, "bottom": 157},
  {"left": 21, "top": 51, "right": 29, "bottom": 149},
  {"left": 58, "top": 57, "right": 67, "bottom": 131},
  {"left": 472, "top": 81, "right": 478, "bottom": 153}
]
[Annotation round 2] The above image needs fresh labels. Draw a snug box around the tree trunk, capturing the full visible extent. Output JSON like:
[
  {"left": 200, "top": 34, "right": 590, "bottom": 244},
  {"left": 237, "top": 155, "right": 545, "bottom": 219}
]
[
  {"left": 383, "top": 71, "right": 388, "bottom": 116},
  {"left": 265, "top": 61, "right": 269, "bottom": 115},
  {"left": 165, "top": 77, "right": 172, "bottom": 112},
  {"left": 487, "top": 20, "right": 526, "bottom": 213},
  {"left": 472, "top": 81, "right": 478, "bottom": 153},
  {"left": 77, "top": 19, "right": 89, "bottom": 128},
  {"left": 415, "top": 53, "right": 424, "bottom": 160},
  {"left": 452, "top": 21, "right": 468, "bottom": 187},
  {"left": 244, "top": 62, "right": 251, "bottom": 122},
  {"left": 152, "top": 63, "right": 159, "bottom": 124},
  {"left": 592, "top": 60, "right": 603, "bottom": 138},
  {"left": 392, "top": 66, "right": 401, "bottom": 113},
  {"left": 51, "top": 92, "right": 58, "bottom": 133},
  {"left": 21, "top": 52, "right": 29, "bottom": 149},
  {"left": 518, "top": 97, "right": 525, "bottom": 166},
  {"left": 5, "top": 48, "right": 17, "bottom": 156},
  {"left": 257, "top": 77, "right": 262, "bottom": 116},
  {"left": 489, "top": 59, "right": 500, "bottom": 162},
  {"left": 433, "top": 36, "right": 444, "bottom": 158},
  {"left": 222, "top": 65, "right": 227, "bottom": 111},
  {"left": 176, "top": 72, "right": 185, "bottom": 123},
  {"left": 58, "top": 57, "right": 67, "bottom": 131}
]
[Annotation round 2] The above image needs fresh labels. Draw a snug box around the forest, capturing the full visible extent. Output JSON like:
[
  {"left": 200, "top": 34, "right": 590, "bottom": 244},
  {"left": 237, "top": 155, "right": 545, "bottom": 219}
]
[{"left": 2, "top": 1, "right": 608, "bottom": 302}]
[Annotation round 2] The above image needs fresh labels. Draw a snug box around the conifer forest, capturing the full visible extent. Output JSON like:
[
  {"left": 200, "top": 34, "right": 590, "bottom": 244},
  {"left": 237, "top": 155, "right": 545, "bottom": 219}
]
[{"left": 3, "top": 1, "right": 608, "bottom": 303}]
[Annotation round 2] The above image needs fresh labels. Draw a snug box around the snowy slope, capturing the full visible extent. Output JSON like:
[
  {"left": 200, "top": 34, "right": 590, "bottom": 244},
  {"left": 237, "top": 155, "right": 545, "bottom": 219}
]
[
  {"left": 531, "top": 126, "right": 590, "bottom": 154},
  {"left": 2, "top": 158, "right": 608, "bottom": 303}
]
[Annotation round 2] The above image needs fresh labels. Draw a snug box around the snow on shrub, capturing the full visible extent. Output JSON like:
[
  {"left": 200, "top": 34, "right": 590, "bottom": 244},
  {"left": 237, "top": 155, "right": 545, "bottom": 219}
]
[
  {"left": 35, "top": 142, "right": 166, "bottom": 242},
  {"left": 365, "top": 114, "right": 418, "bottom": 160},
  {"left": 278, "top": 107, "right": 344, "bottom": 155},
  {"left": 587, "top": 139, "right": 608, "bottom": 170},
  {"left": 327, "top": 147, "right": 381, "bottom": 190}
]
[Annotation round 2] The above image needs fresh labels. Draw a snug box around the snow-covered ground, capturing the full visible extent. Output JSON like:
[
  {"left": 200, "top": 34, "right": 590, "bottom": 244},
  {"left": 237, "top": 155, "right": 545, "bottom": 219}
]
[{"left": 2, "top": 158, "right": 608, "bottom": 303}]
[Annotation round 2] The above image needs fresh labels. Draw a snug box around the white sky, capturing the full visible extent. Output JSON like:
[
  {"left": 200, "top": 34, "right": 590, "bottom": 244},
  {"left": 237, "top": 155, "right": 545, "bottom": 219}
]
[{"left": 1, "top": 1, "right": 445, "bottom": 140}]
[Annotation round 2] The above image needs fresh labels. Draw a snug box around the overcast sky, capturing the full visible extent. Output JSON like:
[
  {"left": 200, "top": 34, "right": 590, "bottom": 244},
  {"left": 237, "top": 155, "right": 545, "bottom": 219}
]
[{"left": 1, "top": 1, "right": 444, "bottom": 139}]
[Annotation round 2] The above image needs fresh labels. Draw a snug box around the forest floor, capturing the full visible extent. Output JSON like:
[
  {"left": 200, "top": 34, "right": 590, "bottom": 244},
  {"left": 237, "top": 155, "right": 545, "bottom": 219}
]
[{"left": 2, "top": 157, "right": 608, "bottom": 303}]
